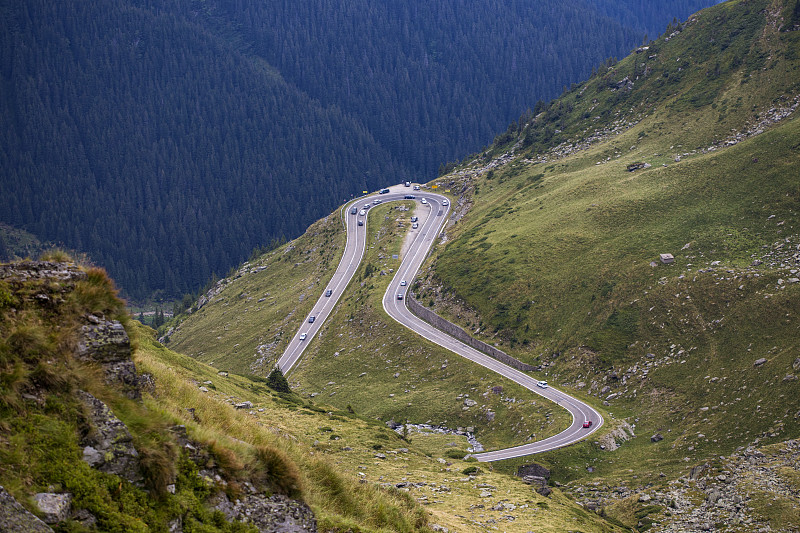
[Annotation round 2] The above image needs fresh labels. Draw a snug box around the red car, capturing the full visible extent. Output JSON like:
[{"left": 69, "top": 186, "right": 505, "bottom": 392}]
[{"left": 582, "top": 420, "right": 592, "bottom": 428}]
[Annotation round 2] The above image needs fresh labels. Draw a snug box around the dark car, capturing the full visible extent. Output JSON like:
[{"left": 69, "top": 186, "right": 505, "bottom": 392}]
[
  {"left": 325, "top": 289, "right": 332, "bottom": 297},
  {"left": 308, "top": 316, "right": 316, "bottom": 323},
  {"left": 404, "top": 195, "right": 416, "bottom": 199},
  {"left": 583, "top": 421, "right": 592, "bottom": 428},
  {"left": 380, "top": 188, "right": 390, "bottom": 194},
  {"left": 350, "top": 207, "right": 358, "bottom": 215},
  {"left": 396, "top": 294, "right": 403, "bottom": 300}
]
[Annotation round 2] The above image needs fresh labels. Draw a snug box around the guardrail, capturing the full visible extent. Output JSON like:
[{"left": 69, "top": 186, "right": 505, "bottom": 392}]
[{"left": 406, "top": 294, "right": 536, "bottom": 372}]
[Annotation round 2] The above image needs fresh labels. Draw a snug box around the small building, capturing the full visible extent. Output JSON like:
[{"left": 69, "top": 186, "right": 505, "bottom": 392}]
[{"left": 660, "top": 253, "right": 675, "bottom": 264}]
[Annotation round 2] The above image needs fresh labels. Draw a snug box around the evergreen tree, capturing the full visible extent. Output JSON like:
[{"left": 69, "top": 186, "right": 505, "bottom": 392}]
[{"left": 266, "top": 366, "right": 291, "bottom": 393}]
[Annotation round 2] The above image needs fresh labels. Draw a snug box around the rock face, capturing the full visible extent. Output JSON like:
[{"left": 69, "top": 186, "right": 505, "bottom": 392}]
[
  {"left": 77, "top": 390, "right": 143, "bottom": 485},
  {"left": 0, "top": 261, "right": 87, "bottom": 284},
  {"left": 516, "top": 463, "right": 552, "bottom": 496},
  {"left": 211, "top": 492, "right": 317, "bottom": 533},
  {"left": 33, "top": 493, "right": 72, "bottom": 524},
  {"left": 0, "top": 486, "right": 53, "bottom": 532},
  {"left": 76, "top": 318, "right": 142, "bottom": 399},
  {"left": 598, "top": 420, "right": 635, "bottom": 451}
]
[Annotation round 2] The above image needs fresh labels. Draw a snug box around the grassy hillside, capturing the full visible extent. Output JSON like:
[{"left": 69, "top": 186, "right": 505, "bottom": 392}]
[
  {"left": 420, "top": 0, "right": 800, "bottom": 495},
  {"left": 166, "top": 201, "right": 573, "bottom": 453},
  {"left": 0, "top": 253, "right": 631, "bottom": 532},
  {"left": 137, "top": 325, "right": 626, "bottom": 533}
]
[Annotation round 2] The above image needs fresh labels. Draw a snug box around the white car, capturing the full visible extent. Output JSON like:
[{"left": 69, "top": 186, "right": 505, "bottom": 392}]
[
  {"left": 442, "top": 199, "right": 449, "bottom": 206},
  {"left": 537, "top": 380, "right": 548, "bottom": 389},
  {"left": 421, "top": 198, "right": 427, "bottom": 204},
  {"left": 413, "top": 185, "right": 420, "bottom": 190},
  {"left": 412, "top": 223, "right": 418, "bottom": 229},
  {"left": 299, "top": 333, "right": 307, "bottom": 341},
  {"left": 400, "top": 280, "right": 407, "bottom": 286}
]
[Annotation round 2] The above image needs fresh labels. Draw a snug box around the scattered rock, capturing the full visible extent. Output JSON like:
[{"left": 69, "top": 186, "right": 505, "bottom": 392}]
[
  {"left": 463, "top": 398, "right": 477, "bottom": 407},
  {"left": 754, "top": 358, "right": 767, "bottom": 367},
  {"left": 651, "top": 433, "right": 664, "bottom": 443},
  {"left": 234, "top": 401, "right": 253, "bottom": 410}
]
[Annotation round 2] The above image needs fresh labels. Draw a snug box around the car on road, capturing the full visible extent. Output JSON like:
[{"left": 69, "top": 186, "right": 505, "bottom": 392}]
[
  {"left": 410, "top": 216, "right": 418, "bottom": 222},
  {"left": 325, "top": 289, "right": 332, "bottom": 297},
  {"left": 373, "top": 199, "right": 382, "bottom": 204},
  {"left": 421, "top": 198, "right": 427, "bottom": 204},
  {"left": 359, "top": 210, "right": 366, "bottom": 216},
  {"left": 362, "top": 204, "right": 370, "bottom": 209},
  {"left": 413, "top": 185, "right": 420, "bottom": 190},
  {"left": 299, "top": 333, "right": 307, "bottom": 340},
  {"left": 537, "top": 380, "right": 548, "bottom": 389},
  {"left": 350, "top": 207, "right": 357, "bottom": 215},
  {"left": 396, "top": 293, "right": 403, "bottom": 300},
  {"left": 380, "top": 188, "right": 390, "bottom": 194},
  {"left": 583, "top": 421, "right": 592, "bottom": 428},
  {"left": 358, "top": 220, "right": 364, "bottom": 226},
  {"left": 404, "top": 195, "right": 415, "bottom": 199},
  {"left": 442, "top": 199, "right": 449, "bottom": 206},
  {"left": 400, "top": 280, "right": 407, "bottom": 286},
  {"left": 308, "top": 316, "right": 316, "bottom": 323},
  {"left": 404, "top": 181, "right": 411, "bottom": 187},
  {"left": 412, "top": 223, "right": 418, "bottom": 229}
]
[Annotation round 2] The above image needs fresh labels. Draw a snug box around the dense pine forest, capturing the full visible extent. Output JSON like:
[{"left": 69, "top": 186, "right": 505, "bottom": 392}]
[{"left": 0, "top": 0, "right": 718, "bottom": 301}]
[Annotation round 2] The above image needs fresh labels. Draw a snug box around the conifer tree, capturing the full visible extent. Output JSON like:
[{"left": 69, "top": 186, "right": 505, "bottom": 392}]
[{"left": 266, "top": 366, "right": 291, "bottom": 393}]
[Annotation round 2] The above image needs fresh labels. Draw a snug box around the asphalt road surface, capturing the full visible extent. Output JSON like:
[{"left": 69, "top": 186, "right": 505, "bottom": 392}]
[{"left": 278, "top": 184, "right": 603, "bottom": 461}]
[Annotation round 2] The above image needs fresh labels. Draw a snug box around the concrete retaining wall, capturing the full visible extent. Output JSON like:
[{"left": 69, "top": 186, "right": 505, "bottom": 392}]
[{"left": 407, "top": 295, "right": 535, "bottom": 372}]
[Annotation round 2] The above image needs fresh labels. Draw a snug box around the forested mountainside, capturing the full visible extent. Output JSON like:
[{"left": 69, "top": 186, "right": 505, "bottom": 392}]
[{"left": 0, "top": 0, "right": 717, "bottom": 300}]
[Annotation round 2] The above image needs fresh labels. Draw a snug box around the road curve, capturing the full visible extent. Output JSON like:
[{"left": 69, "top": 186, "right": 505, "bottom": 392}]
[{"left": 279, "top": 184, "right": 603, "bottom": 461}]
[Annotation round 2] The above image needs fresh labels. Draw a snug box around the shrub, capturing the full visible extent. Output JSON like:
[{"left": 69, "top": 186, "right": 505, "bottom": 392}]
[{"left": 254, "top": 446, "right": 302, "bottom": 498}]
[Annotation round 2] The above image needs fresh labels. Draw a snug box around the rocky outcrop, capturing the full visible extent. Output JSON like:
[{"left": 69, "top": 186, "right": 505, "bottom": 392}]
[
  {"left": 598, "top": 420, "right": 635, "bottom": 451},
  {"left": 0, "top": 485, "right": 53, "bottom": 532},
  {"left": 169, "top": 425, "right": 316, "bottom": 531},
  {"left": 77, "top": 390, "right": 143, "bottom": 485},
  {"left": 0, "top": 261, "right": 87, "bottom": 284},
  {"left": 517, "top": 463, "right": 552, "bottom": 496},
  {"left": 76, "top": 316, "right": 143, "bottom": 399},
  {"left": 210, "top": 492, "right": 316, "bottom": 533}
]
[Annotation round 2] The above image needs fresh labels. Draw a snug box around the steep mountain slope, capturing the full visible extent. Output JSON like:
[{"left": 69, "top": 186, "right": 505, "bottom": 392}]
[
  {"left": 0, "top": 0, "right": 718, "bottom": 300},
  {"left": 415, "top": 0, "right": 800, "bottom": 519}
]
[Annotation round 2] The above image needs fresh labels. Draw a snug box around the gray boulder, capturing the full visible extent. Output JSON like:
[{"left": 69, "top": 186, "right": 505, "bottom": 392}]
[
  {"left": 516, "top": 463, "right": 551, "bottom": 479},
  {"left": 651, "top": 433, "right": 664, "bottom": 443},
  {"left": 33, "top": 493, "right": 71, "bottom": 524},
  {"left": 0, "top": 485, "right": 53, "bottom": 532}
]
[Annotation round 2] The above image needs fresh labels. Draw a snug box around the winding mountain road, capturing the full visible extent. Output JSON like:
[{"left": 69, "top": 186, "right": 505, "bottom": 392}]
[{"left": 278, "top": 184, "right": 603, "bottom": 461}]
